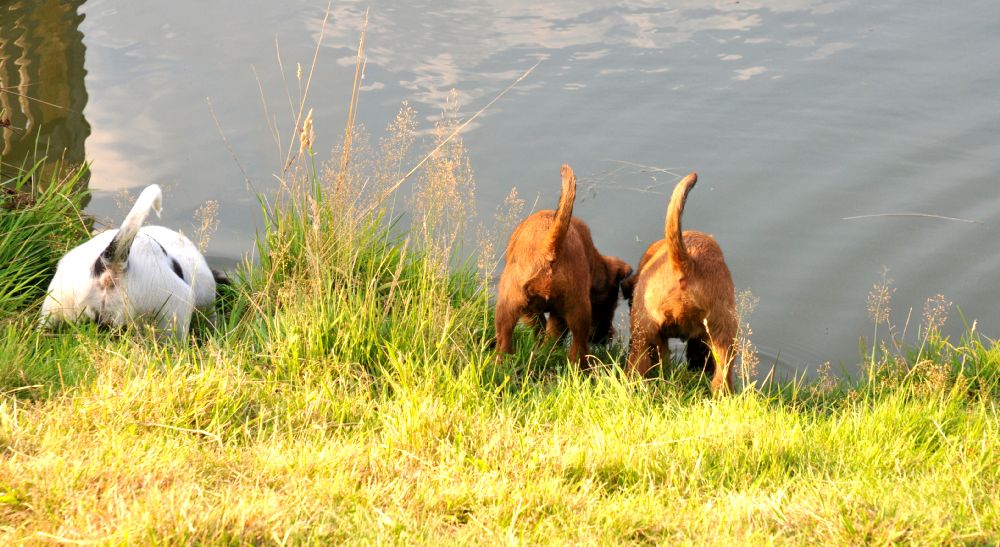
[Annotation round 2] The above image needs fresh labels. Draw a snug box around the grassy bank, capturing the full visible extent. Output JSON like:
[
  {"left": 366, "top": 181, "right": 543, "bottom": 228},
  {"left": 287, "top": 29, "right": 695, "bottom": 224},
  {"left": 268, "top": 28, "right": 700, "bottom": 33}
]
[
  {"left": 2, "top": 115, "right": 998, "bottom": 544},
  {"left": 0, "top": 159, "right": 91, "bottom": 317}
]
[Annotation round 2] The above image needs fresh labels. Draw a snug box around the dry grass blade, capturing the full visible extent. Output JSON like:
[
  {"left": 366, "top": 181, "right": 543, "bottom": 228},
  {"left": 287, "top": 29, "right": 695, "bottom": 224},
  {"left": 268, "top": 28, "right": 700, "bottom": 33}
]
[
  {"left": 252, "top": 63, "right": 284, "bottom": 159},
  {"left": 282, "top": 1, "right": 333, "bottom": 171},
  {"left": 207, "top": 96, "right": 257, "bottom": 194},
  {"left": 139, "top": 421, "right": 224, "bottom": 448},
  {"left": 842, "top": 212, "right": 981, "bottom": 224},
  {"left": 0, "top": 85, "right": 80, "bottom": 113},
  {"left": 363, "top": 59, "right": 543, "bottom": 216},
  {"left": 338, "top": 8, "right": 370, "bottom": 184}
]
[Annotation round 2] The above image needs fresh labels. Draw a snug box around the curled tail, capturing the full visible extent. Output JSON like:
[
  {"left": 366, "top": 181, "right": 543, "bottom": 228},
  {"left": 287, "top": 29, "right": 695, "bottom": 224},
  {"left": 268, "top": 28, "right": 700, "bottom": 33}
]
[
  {"left": 543, "top": 164, "right": 577, "bottom": 263},
  {"left": 97, "top": 185, "right": 163, "bottom": 273},
  {"left": 665, "top": 172, "right": 697, "bottom": 273}
]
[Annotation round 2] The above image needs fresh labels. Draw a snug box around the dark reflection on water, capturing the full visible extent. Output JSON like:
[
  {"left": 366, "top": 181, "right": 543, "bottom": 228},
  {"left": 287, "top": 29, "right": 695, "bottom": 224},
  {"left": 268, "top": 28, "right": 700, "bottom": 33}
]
[{"left": 0, "top": 0, "right": 90, "bottom": 189}]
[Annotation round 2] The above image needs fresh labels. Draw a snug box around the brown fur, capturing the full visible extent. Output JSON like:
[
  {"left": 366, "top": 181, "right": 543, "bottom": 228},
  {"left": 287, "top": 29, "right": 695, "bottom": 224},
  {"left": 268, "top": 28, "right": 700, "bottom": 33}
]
[
  {"left": 495, "top": 164, "right": 633, "bottom": 366},
  {"left": 626, "top": 172, "right": 738, "bottom": 395}
]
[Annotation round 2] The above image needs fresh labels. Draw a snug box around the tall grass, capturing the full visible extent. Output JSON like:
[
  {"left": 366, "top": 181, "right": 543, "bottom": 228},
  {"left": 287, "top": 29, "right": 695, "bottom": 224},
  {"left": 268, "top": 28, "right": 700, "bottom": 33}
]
[
  {"left": 0, "top": 35, "right": 997, "bottom": 544},
  {"left": 0, "top": 158, "right": 90, "bottom": 316}
]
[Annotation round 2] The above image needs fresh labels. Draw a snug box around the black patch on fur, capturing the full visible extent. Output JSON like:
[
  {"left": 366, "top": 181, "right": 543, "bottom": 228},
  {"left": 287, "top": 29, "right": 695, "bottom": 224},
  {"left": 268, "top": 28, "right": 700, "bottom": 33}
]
[
  {"left": 211, "top": 268, "right": 231, "bottom": 286},
  {"left": 92, "top": 255, "right": 107, "bottom": 277},
  {"left": 148, "top": 236, "right": 185, "bottom": 281},
  {"left": 151, "top": 238, "right": 169, "bottom": 256},
  {"left": 170, "top": 257, "right": 184, "bottom": 280},
  {"left": 103, "top": 235, "right": 122, "bottom": 262},
  {"left": 92, "top": 237, "right": 120, "bottom": 277}
]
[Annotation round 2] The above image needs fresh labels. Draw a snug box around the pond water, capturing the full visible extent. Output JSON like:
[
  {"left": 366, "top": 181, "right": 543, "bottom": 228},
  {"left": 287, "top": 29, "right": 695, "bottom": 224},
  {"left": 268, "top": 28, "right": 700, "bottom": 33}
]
[{"left": 3, "top": 0, "right": 999, "bottom": 375}]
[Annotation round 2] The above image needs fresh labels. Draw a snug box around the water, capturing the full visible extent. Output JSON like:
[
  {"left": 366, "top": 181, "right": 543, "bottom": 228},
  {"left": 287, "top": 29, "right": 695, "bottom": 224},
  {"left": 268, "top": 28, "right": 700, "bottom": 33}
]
[{"left": 3, "top": 0, "right": 999, "bottom": 374}]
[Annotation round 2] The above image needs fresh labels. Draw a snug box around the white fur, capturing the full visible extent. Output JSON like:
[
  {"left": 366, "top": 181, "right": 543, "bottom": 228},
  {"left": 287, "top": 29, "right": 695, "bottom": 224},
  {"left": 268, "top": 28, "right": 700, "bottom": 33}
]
[
  {"left": 141, "top": 225, "right": 216, "bottom": 311},
  {"left": 40, "top": 185, "right": 217, "bottom": 340}
]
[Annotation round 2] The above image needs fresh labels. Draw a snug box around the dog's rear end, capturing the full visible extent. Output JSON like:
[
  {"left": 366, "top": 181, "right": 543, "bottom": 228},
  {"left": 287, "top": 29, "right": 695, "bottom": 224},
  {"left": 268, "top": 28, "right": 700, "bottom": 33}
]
[
  {"left": 496, "top": 165, "right": 590, "bottom": 363},
  {"left": 626, "top": 173, "right": 737, "bottom": 394},
  {"left": 495, "top": 165, "right": 631, "bottom": 366},
  {"left": 40, "top": 185, "right": 218, "bottom": 340},
  {"left": 41, "top": 185, "right": 171, "bottom": 331}
]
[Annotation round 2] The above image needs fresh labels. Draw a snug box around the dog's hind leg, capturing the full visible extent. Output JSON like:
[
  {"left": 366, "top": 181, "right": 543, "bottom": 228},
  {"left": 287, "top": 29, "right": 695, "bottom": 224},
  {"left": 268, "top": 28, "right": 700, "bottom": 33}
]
[
  {"left": 706, "top": 319, "right": 737, "bottom": 395},
  {"left": 545, "top": 314, "right": 568, "bottom": 342},
  {"left": 495, "top": 299, "right": 522, "bottom": 356},
  {"left": 563, "top": 301, "right": 592, "bottom": 369},
  {"left": 627, "top": 310, "right": 661, "bottom": 377},
  {"left": 627, "top": 335, "right": 657, "bottom": 377}
]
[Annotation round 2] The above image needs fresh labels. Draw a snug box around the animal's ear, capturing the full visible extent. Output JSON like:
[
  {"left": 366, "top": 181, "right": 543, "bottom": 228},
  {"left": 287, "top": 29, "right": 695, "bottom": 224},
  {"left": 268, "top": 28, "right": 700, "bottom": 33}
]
[
  {"left": 618, "top": 262, "right": 634, "bottom": 282},
  {"left": 620, "top": 274, "right": 637, "bottom": 301},
  {"left": 606, "top": 257, "right": 633, "bottom": 283}
]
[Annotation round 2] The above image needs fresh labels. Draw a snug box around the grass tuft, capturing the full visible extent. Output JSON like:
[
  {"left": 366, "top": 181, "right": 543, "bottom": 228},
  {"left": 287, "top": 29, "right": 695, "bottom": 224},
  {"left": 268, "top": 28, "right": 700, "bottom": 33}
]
[{"left": 0, "top": 158, "right": 91, "bottom": 316}]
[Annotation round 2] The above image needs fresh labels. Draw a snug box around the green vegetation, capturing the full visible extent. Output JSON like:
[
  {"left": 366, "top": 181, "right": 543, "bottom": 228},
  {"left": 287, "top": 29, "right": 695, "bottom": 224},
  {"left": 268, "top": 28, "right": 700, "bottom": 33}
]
[
  {"left": 1, "top": 40, "right": 997, "bottom": 541},
  {"left": 0, "top": 158, "right": 91, "bottom": 316}
]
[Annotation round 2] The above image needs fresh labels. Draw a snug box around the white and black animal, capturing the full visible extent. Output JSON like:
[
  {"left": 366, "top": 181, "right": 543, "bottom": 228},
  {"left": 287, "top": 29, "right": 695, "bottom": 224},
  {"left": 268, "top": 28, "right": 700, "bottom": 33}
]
[{"left": 40, "top": 184, "right": 223, "bottom": 339}]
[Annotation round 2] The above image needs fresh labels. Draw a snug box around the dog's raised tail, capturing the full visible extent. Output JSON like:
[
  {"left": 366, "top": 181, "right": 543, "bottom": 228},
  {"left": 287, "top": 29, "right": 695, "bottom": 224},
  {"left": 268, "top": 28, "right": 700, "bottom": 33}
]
[
  {"left": 102, "top": 184, "right": 163, "bottom": 268},
  {"left": 543, "top": 164, "right": 577, "bottom": 262},
  {"left": 665, "top": 172, "right": 698, "bottom": 272}
]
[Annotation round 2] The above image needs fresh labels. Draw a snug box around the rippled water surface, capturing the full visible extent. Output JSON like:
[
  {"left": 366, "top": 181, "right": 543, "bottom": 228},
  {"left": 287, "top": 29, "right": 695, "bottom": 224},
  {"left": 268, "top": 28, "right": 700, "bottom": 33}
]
[{"left": 4, "top": 0, "right": 999, "bottom": 373}]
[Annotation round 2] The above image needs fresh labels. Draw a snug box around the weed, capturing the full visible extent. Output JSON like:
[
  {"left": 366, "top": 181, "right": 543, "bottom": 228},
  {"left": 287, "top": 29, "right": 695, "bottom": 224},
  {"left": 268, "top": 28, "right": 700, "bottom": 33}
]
[
  {"left": 193, "top": 200, "right": 220, "bottom": 253},
  {"left": 735, "top": 289, "right": 760, "bottom": 387}
]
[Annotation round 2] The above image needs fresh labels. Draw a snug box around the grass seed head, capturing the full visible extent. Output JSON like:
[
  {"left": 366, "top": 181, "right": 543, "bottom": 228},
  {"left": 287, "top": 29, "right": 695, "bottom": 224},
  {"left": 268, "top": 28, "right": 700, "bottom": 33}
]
[
  {"left": 194, "top": 200, "right": 220, "bottom": 253},
  {"left": 867, "top": 267, "right": 895, "bottom": 326},
  {"left": 299, "top": 108, "right": 315, "bottom": 156},
  {"left": 922, "top": 294, "right": 952, "bottom": 335}
]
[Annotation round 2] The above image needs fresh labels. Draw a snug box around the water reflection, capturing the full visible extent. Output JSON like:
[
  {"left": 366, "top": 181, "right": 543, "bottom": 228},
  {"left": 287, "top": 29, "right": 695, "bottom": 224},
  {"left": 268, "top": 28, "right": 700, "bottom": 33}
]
[
  {"left": 310, "top": 0, "right": 848, "bottom": 113},
  {"left": 0, "top": 0, "right": 90, "bottom": 189}
]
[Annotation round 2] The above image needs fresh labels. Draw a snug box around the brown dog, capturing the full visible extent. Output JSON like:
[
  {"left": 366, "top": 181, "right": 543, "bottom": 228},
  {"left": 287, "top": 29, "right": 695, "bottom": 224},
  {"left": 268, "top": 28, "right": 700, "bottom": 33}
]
[
  {"left": 625, "top": 172, "right": 737, "bottom": 394},
  {"left": 495, "top": 164, "right": 633, "bottom": 366}
]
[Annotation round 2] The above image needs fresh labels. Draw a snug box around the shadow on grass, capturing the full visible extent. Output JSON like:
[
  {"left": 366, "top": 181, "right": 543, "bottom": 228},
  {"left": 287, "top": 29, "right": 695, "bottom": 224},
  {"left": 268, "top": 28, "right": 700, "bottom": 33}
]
[
  {"left": 479, "top": 314, "right": 1000, "bottom": 422},
  {"left": 477, "top": 323, "right": 723, "bottom": 403}
]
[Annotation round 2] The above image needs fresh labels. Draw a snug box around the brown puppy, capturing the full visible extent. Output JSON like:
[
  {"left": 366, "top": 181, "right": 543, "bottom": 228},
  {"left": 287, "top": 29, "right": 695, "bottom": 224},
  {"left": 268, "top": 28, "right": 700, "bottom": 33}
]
[
  {"left": 495, "top": 164, "right": 633, "bottom": 366},
  {"left": 622, "top": 239, "right": 710, "bottom": 376},
  {"left": 626, "top": 172, "right": 738, "bottom": 394}
]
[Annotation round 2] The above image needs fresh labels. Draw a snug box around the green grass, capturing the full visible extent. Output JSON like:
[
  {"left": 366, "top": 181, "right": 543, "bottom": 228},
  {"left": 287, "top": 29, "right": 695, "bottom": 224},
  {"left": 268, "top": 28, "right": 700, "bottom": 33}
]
[
  {"left": 0, "top": 147, "right": 997, "bottom": 543},
  {"left": 0, "top": 158, "right": 91, "bottom": 317}
]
